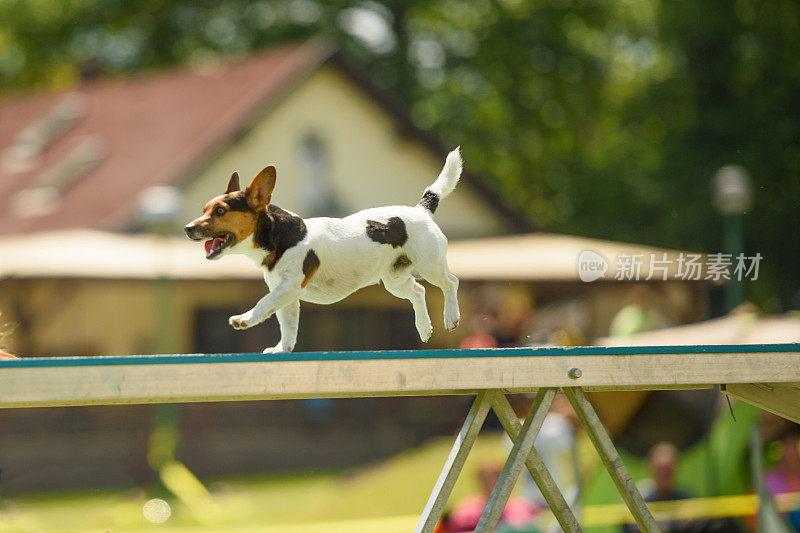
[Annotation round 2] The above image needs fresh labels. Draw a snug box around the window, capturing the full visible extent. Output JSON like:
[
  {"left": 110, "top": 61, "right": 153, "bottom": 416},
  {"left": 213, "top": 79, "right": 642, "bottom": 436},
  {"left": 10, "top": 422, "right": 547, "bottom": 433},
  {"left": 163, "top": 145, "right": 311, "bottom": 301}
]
[{"left": 297, "top": 134, "right": 342, "bottom": 217}]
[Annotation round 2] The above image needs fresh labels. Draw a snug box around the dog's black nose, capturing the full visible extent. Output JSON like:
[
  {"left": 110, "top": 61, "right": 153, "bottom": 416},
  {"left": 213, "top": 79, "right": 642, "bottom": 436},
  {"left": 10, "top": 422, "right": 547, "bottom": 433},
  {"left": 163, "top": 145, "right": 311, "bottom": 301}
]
[{"left": 184, "top": 225, "right": 194, "bottom": 237}]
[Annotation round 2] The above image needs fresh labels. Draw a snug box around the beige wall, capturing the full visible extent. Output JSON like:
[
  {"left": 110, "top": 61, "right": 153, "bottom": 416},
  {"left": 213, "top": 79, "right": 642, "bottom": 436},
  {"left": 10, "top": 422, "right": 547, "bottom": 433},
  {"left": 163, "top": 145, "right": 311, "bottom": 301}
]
[{"left": 181, "top": 66, "right": 511, "bottom": 240}]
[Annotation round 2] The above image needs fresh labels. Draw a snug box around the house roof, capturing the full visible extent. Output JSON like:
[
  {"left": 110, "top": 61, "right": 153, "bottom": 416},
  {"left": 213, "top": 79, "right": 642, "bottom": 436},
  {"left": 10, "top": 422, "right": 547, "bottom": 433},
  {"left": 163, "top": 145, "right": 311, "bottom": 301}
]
[
  {"left": 0, "top": 41, "right": 533, "bottom": 236},
  {"left": 0, "top": 230, "right": 698, "bottom": 283}
]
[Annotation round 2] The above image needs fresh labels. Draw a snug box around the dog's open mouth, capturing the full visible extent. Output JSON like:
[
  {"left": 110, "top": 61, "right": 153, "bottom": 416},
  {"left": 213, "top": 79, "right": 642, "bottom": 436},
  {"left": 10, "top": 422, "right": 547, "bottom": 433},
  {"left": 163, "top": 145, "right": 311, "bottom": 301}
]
[{"left": 204, "top": 233, "right": 235, "bottom": 259}]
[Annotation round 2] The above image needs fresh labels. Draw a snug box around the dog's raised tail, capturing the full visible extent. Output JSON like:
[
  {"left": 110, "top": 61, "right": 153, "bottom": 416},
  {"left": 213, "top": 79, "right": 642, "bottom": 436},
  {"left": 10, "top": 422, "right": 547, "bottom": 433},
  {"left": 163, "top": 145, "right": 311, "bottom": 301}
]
[{"left": 417, "top": 147, "right": 462, "bottom": 215}]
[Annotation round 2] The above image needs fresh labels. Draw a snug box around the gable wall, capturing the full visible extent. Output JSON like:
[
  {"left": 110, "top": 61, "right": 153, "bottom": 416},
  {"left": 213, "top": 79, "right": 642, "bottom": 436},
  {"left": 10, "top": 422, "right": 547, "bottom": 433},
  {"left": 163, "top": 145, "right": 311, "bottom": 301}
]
[{"left": 181, "top": 65, "right": 512, "bottom": 239}]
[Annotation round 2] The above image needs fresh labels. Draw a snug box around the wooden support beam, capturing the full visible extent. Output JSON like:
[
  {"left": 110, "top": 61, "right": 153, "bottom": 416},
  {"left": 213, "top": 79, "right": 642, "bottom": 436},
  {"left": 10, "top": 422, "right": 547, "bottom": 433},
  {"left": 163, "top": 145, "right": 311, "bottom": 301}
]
[
  {"left": 722, "top": 382, "right": 800, "bottom": 424},
  {"left": 415, "top": 391, "right": 493, "bottom": 533},
  {"left": 0, "top": 344, "right": 798, "bottom": 408},
  {"left": 476, "top": 389, "right": 556, "bottom": 532},
  {"left": 490, "top": 392, "right": 582, "bottom": 533},
  {"left": 563, "top": 387, "right": 660, "bottom": 533}
]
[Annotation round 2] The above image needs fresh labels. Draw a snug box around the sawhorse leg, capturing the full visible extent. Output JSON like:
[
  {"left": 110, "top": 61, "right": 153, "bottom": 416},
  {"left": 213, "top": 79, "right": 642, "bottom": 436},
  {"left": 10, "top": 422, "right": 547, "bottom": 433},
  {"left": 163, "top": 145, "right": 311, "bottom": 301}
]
[
  {"left": 417, "top": 389, "right": 581, "bottom": 533},
  {"left": 563, "top": 387, "right": 660, "bottom": 533},
  {"left": 415, "top": 391, "right": 493, "bottom": 533},
  {"left": 417, "top": 387, "right": 658, "bottom": 533},
  {"left": 476, "top": 388, "right": 573, "bottom": 532},
  {"left": 490, "top": 390, "right": 582, "bottom": 533}
]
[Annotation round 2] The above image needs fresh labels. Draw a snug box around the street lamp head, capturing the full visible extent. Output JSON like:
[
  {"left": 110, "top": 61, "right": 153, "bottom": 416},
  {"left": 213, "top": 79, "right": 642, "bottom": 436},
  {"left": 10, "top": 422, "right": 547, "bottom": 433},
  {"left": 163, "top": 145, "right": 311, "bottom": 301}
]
[
  {"left": 712, "top": 165, "right": 752, "bottom": 215},
  {"left": 137, "top": 186, "right": 184, "bottom": 227}
]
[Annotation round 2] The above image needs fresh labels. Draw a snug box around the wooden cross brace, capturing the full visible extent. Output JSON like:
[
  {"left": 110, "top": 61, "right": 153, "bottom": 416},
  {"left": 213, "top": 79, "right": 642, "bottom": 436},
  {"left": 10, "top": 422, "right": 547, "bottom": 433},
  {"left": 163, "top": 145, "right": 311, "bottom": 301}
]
[{"left": 415, "top": 387, "right": 660, "bottom": 533}]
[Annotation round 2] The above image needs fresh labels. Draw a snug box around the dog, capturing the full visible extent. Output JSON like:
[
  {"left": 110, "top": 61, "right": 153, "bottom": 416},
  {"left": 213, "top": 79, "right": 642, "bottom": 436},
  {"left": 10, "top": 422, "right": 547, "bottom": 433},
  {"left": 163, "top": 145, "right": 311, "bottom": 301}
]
[{"left": 185, "top": 148, "right": 463, "bottom": 353}]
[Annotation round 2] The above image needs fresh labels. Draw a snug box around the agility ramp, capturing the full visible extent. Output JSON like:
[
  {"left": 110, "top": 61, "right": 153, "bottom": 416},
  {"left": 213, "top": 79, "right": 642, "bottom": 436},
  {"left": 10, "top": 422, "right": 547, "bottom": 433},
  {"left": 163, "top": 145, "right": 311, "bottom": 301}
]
[{"left": 1, "top": 343, "right": 799, "bottom": 532}]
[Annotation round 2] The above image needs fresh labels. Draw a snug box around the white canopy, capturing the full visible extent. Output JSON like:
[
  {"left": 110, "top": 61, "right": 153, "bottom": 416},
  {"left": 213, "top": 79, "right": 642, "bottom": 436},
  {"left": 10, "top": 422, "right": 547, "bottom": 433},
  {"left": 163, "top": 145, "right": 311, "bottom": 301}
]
[{"left": 0, "top": 230, "right": 696, "bottom": 282}]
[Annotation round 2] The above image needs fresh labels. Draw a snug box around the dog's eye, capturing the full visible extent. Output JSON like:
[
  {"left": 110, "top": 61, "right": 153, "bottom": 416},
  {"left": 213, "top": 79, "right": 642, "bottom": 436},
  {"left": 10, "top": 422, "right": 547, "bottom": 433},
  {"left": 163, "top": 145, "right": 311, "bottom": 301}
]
[{"left": 214, "top": 207, "right": 226, "bottom": 217}]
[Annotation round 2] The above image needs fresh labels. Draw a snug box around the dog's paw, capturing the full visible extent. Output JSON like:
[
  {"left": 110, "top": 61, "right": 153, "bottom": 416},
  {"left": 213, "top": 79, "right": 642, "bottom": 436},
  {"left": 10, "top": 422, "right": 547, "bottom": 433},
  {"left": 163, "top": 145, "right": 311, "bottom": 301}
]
[
  {"left": 229, "top": 312, "right": 254, "bottom": 330},
  {"left": 445, "top": 307, "right": 460, "bottom": 331},
  {"left": 263, "top": 342, "right": 294, "bottom": 354},
  {"left": 416, "top": 320, "right": 433, "bottom": 343}
]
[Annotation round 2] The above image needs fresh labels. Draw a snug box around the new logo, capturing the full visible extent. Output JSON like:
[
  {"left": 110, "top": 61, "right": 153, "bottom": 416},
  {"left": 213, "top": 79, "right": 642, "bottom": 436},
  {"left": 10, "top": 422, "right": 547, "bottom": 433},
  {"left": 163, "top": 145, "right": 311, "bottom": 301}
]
[{"left": 577, "top": 250, "right": 608, "bottom": 282}]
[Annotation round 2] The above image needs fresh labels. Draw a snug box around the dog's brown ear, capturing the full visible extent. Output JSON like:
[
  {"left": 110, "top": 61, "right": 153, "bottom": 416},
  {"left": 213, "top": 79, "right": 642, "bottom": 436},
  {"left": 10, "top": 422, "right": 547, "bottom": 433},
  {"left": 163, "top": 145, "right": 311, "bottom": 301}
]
[
  {"left": 245, "top": 165, "right": 277, "bottom": 210},
  {"left": 225, "top": 172, "right": 240, "bottom": 194}
]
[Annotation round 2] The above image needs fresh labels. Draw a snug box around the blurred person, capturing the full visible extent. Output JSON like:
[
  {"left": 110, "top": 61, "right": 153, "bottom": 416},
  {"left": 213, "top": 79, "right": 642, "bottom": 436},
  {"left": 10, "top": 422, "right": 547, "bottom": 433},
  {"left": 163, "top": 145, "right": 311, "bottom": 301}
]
[
  {"left": 519, "top": 298, "right": 589, "bottom": 347},
  {"left": 764, "top": 433, "right": 800, "bottom": 531},
  {"left": 496, "top": 300, "right": 534, "bottom": 348},
  {"left": 622, "top": 442, "right": 692, "bottom": 533},
  {"left": 518, "top": 393, "right": 581, "bottom": 510},
  {"left": 478, "top": 286, "right": 534, "bottom": 347},
  {"left": 459, "top": 312, "right": 499, "bottom": 349},
  {"left": 622, "top": 443, "right": 744, "bottom": 533},
  {"left": 439, "top": 462, "right": 540, "bottom": 532}
]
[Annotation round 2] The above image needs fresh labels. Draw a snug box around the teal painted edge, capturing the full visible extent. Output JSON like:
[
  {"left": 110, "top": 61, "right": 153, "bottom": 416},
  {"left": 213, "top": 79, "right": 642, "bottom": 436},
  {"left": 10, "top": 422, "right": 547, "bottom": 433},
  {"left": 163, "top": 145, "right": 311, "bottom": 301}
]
[{"left": 0, "top": 343, "right": 798, "bottom": 368}]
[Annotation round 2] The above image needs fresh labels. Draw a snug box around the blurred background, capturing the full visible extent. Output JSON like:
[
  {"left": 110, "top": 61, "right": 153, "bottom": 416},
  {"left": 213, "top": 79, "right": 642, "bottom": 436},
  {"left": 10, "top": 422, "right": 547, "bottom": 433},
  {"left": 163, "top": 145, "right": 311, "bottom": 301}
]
[{"left": 0, "top": 0, "right": 799, "bottom": 531}]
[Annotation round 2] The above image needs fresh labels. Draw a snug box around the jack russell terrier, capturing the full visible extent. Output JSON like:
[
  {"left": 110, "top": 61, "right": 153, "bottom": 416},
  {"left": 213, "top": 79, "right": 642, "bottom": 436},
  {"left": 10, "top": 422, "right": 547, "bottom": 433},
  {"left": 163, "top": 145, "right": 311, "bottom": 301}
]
[{"left": 185, "top": 148, "right": 463, "bottom": 353}]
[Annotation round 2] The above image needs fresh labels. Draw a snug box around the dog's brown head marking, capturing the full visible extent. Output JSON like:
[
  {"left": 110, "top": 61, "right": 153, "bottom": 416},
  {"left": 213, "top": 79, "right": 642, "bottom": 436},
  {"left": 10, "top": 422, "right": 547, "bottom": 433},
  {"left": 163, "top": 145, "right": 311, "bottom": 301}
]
[
  {"left": 185, "top": 166, "right": 278, "bottom": 259},
  {"left": 185, "top": 165, "right": 306, "bottom": 267}
]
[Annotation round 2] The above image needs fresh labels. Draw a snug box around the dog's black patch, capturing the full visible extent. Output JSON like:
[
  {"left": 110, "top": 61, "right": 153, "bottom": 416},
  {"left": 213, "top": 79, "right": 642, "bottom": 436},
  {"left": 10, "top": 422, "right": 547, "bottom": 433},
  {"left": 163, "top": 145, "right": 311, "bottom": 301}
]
[
  {"left": 366, "top": 217, "right": 407, "bottom": 248},
  {"left": 418, "top": 190, "right": 440, "bottom": 214},
  {"left": 256, "top": 205, "right": 307, "bottom": 270},
  {"left": 302, "top": 249, "right": 320, "bottom": 288},
  {"left": 392, "top": 254, "right": 412, "bottom": 271},
  {"left": 225, "top": 193, "right": 249, "bottom": 212}
]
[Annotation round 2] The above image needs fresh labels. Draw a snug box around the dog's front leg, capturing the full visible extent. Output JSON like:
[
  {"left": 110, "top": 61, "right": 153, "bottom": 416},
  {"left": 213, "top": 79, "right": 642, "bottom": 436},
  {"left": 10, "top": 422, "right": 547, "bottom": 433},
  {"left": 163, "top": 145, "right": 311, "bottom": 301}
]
[
  {"left": 229, "top": 275, "right": 303, "bottom": 330},
  {"left": 263, "top": 300, "right": 300, "bottom": 354}
]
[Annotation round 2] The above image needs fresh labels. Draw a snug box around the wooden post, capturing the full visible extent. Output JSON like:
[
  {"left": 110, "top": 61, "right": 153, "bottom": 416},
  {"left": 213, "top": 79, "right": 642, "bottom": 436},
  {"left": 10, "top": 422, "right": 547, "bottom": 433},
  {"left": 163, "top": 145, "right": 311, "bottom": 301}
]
[
  {"left": 490, "top": 391, "right": 582, "bottom": 533},
  {"left": 415, "top": 391, "right": 493, "bottom": 533},
  {"left": 563, "top": 387, "right": 660, "bottom": 533},
  {"left": 475, "top": 388, "right": 556, "bottom": 532}
]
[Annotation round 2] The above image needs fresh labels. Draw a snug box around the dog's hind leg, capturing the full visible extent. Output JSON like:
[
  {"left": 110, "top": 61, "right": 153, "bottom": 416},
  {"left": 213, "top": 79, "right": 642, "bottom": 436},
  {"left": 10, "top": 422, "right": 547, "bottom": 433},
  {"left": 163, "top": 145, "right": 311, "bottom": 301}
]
[
  {"left": 264, "top": 300, "right": 300, "bottom": 354},
  {"left": 382, "top": 275, "right": 433, "bottom": 342},
  {"left": 417, "top": 260, "right": 460, "bottom": 331}
]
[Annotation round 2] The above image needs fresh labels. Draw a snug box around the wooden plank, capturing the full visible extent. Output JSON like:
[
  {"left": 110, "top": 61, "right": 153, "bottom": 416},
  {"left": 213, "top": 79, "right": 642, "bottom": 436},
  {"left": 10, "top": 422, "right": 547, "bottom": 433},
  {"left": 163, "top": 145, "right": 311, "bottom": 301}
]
[
  {"left": 563, "top": 387, "right": 660, "bottom": 533},
  {"left": 490, "top": 392, "right": 582, "bottom": 533},
  {"left": 722, "top": 383, "right": 800, "bottom": 424},
  {"left": 2, "top": 343, "right": 797, "bottom": 367},
  {"left": 475, "top": 389, "right": 555, "bottom": 532},
  {"left": 0, "top": 348, "right": 798, "bottom": 408},
  {"left": 415, "top": 392, "right": 492, "bottom": 533}
]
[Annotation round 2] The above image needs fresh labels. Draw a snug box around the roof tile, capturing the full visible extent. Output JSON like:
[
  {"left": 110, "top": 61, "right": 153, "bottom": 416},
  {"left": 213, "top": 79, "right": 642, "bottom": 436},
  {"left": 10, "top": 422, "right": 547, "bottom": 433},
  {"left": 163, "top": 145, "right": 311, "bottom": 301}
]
[{"left": 0, "top": 41, "right": 328, "bottom": 234}]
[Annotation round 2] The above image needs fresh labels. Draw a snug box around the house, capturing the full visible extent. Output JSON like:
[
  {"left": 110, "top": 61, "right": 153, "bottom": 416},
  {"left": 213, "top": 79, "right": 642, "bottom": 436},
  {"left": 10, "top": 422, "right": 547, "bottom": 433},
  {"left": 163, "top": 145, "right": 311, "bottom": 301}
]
[{"left": 0, "top": 40, "right": 528, "bottom": 239}]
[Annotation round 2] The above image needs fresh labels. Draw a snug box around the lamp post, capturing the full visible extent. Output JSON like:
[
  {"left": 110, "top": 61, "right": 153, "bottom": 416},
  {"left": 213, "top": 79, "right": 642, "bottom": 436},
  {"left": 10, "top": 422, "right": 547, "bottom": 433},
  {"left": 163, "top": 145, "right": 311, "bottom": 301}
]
[
  {"left": 137, "top": 186, "right": 183, "bottom": 353},
  {"left": 138, "top": 186, "right": 184, "bottom": 483},
  {"left": 712, "top": 166, "right": 753, "bottom": 312}
]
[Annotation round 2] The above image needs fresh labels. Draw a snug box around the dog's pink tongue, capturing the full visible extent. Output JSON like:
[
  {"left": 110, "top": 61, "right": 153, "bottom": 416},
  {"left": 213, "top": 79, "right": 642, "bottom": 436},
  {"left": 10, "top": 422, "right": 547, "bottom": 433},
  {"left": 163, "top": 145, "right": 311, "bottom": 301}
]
[{"left": 204, "top": 237, "right": 225, "bottom": 255}]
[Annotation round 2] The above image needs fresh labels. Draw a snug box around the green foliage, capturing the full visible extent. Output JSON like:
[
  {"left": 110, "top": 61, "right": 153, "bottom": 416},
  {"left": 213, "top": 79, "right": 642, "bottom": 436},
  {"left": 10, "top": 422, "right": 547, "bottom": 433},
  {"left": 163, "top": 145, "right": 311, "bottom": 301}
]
[{"left": 1, "top": 0, "right": 798, "bottom": 304}]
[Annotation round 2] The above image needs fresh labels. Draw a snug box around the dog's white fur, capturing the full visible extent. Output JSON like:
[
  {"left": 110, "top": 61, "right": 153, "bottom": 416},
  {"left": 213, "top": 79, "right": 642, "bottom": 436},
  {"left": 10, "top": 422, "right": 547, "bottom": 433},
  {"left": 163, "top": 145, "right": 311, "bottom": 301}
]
[{"left": 223, "top": 148, "right": 462, "bottom": 353}]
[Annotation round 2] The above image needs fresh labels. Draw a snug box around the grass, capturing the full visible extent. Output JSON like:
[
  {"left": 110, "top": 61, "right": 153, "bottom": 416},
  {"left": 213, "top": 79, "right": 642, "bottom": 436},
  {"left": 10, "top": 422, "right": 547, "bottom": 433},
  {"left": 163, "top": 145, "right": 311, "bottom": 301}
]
[
  {"left": 0, "top": 400, "right": 759, "bottom": 533},
  {"left": 0, "top": 433, "right": 513, "bottom": 533}
]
